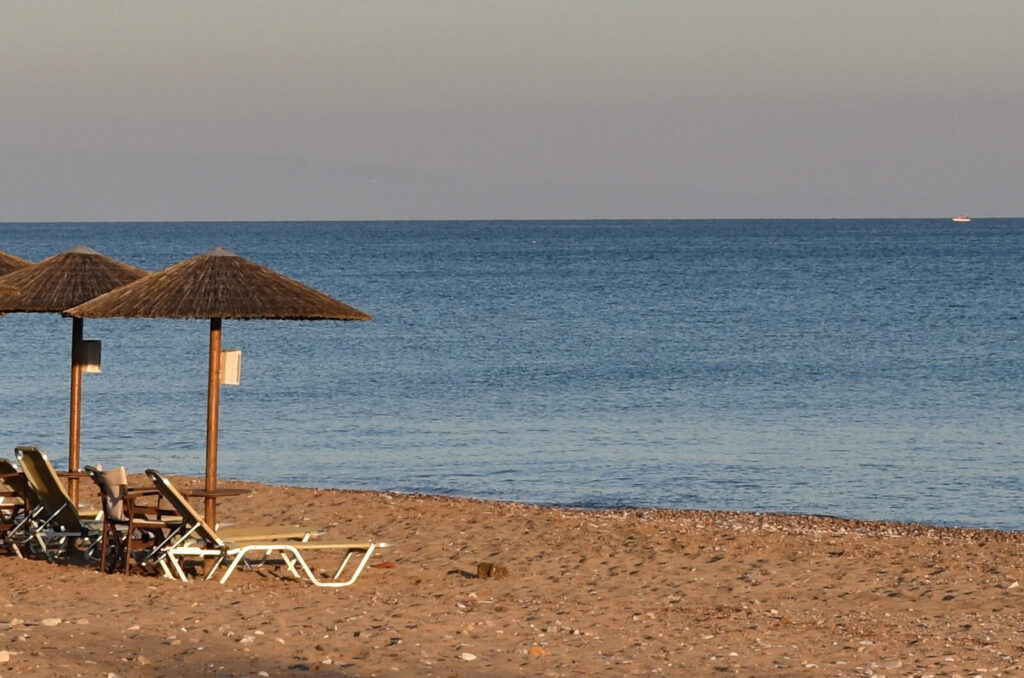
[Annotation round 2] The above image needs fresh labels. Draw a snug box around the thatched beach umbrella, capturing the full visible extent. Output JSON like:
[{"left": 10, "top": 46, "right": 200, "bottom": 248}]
[
  {"left": 66, "top": 247, "right": 371, "bottom": 524},
  {"left": 0, "top": 249, "right": 32, "bottom": 277},
  {"left": 0, "top": 245, "right": 148, "bottom": 502}
]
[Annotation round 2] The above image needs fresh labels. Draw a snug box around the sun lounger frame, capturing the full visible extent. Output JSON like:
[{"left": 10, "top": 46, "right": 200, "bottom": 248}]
[
  {"left": 144, "top": 470, "right": 388, "bottom": 587},
  {"left": 14, "top": 447, "right": 101, "bottom": 562}
]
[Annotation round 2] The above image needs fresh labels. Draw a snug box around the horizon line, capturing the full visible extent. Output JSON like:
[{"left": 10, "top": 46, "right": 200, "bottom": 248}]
[{"left": 0, "top": 216, "right": 1012, "bottom": 225}]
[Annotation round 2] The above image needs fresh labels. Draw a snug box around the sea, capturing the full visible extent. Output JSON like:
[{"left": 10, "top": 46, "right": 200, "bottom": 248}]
[{"left": 1, "top": 219, "right": 1023, "bottom": 530}]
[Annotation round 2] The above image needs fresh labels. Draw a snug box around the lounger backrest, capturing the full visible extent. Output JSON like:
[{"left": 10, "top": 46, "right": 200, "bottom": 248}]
[
  {"left": 15, "top": 446, "right": 87, "bottom": 533},
  {"left": 144, "top": 470, "right": 224, "bottom": 548},
  {"left": 0, "top": 457, "right": 37, "bottom": 509}
]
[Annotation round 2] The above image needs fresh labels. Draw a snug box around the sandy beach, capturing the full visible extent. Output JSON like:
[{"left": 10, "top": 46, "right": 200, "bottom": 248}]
[{"left": 3, "top": 475, "right": 1024, "bottom": 677}]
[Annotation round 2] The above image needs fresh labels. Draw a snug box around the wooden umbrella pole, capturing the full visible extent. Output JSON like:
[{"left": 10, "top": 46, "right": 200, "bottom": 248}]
[
  {"left": 205, "top": 317, "right": 222, "bottom": 526},
  {"left": 68, "top": 317, "right": 84, "bottom": 505}
]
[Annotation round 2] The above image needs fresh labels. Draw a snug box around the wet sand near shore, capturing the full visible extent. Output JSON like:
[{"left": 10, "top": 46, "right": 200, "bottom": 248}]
[{"left": 3, "top": 475, "right": 1024, "bottom": 677}]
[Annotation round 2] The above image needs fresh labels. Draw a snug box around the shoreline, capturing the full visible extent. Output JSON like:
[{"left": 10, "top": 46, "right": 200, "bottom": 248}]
[
  {"left": 243, "top": 476, "right": 1024, "bottom": 537},
  {"left": 2, "top": 475, "right": 1024, "bottom": 676}
]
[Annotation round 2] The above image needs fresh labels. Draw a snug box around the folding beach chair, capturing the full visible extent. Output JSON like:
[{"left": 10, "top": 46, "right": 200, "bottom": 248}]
[
  {"left": 14, "top": 446, "right": 101, "bottom": 562},
  {"left": 84, "top": 465, "right": 182, "bottom": 574},
  {"left": 143, "top": 469, "right": 389, "bottom": 587}
]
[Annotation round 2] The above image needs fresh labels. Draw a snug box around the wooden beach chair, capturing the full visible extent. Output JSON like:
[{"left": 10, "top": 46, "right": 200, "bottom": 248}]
[
  {"left": 14, "top": 446, "right": 101, "bottom": 562},
  {"left": 142, "top": 469, "right": 388, "bottom": 587},
  {"left": 84, "top": 465, "right": 182, "bottom": 574}
]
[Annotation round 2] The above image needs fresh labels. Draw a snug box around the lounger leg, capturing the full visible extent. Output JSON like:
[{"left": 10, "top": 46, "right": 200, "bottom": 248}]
[
  {"left": 279, "top": 546, "right": 318, "bottom": 584},
  {"left": 217, "top": 546, "right": 303, "bottom": 584},
  {"left": 122, "top": 526, "right": 133, "bottom": 575},
  {"left": 330, "top": 544, "right": 376, "bottom": 587},
  {"left": 139, "top": 523, "right": 200, "bottom": 572},
  {"left": 279, "top": 551, "right": 303, "bottom": 580},
  {"left": 203, "top": 555, "right": 228, "bottom": 581},
  {"left": 8, "top": 506, "right": 40, "bottom": 542},
  {"left": 332, "top": 550, "right": 357, "bottom": 580},
  {"left": 33, "top": 533, "right": 53, "bottom": 561},
  {"left": 167, "top": 553, "right": 190, "bottom": 582},
  {"left": 99, "top": 523, "right": 110, "bottom": 573},
  {"left": 216, "top": 552, "right": 248, "bottom": 584},
  {"left": 83, "top": 536, "right": 101, "bottom": 562},
  {"left": 212, "top": 544, "right": 382, "bottom": 587},
  {"left": 289, "top": 544, "right": 377, "bottom": 588}
]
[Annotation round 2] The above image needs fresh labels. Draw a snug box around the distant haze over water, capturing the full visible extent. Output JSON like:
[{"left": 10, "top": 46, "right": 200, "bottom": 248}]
[{"left": 1, "top": 219, "right": 1023, "bottom": 530}]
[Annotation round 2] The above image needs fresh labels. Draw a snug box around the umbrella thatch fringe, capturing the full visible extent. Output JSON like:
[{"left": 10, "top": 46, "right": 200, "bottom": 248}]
[
  {"left": 0, "top": 249, "right": 32, "bottom": 277},
  {"left": 66, "top": 248, "right": 371, "bottom": 320},
  {"left": 0, "top": 246, "right": 147, "bottom": 312}
]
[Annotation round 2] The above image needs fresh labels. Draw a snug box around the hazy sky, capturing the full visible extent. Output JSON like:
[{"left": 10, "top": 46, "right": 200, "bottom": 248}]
[{"left": 2, "top": 1, "right": 1022, "bottom": 221}]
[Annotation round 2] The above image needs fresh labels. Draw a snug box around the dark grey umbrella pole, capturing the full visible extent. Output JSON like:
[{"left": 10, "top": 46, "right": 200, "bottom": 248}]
[
  {"left": 205, "top": 317, "right": 222, "bottom": 525},
  {"left": 68, "top": 316, "right": 84, "bottom": 504}
]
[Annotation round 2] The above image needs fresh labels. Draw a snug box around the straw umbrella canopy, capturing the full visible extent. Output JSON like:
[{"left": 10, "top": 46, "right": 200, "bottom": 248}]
[
  {"left": 0, "top": 249, "right": 32, "bottom": 277},
  {"left": 66, "top": 247, "right": 371, "bottom": 524},
  {"left": 0, "top": 248, "right": 29, "bottom": 305},
  {"left": 0, "top": 245, "right": 148, "bottom": 502}
]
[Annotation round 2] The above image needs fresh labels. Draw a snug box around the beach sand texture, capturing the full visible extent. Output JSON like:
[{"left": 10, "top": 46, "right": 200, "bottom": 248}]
[{"left": 2, "top": 476, "right": 1024, "bottom": 677}]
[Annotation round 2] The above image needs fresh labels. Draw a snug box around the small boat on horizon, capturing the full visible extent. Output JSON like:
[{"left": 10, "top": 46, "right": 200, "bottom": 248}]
[{"left": 952, "top": 215, "right": 971, "bottom": 222}]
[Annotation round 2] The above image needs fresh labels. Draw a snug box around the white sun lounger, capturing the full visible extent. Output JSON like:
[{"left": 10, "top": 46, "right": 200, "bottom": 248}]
[{"left": 143, "top": 469, "right": 389, "bottom": 587}]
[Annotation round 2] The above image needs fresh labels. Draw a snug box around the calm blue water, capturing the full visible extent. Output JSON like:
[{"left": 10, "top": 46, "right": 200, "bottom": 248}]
[{"left": 2, "top": 220, "right": 1024, "bottom": 530}]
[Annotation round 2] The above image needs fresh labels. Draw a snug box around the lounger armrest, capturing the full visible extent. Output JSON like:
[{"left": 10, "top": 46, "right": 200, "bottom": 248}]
[
  {"left": 218, "top": 526, "right": 316, "bottom": 542},
  {"left": 241, "top": 541, "right": 387, "bottom": 551},
  {"left": 308, "top": 542, "right": 389, "bottom": 550},
  {"left": 126, "top": 490, "right": 178, "bottom": 517}
]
